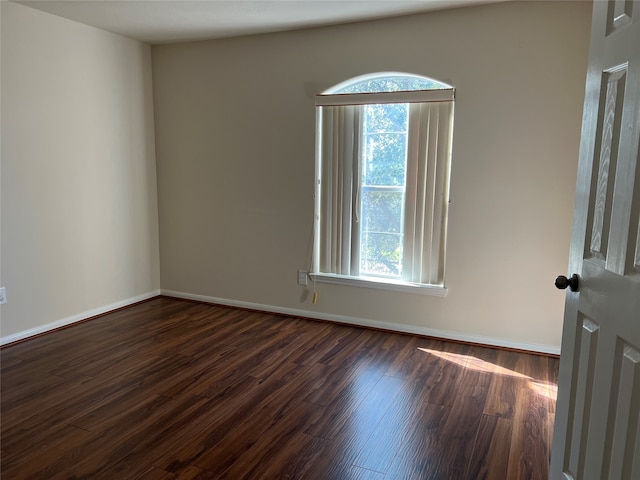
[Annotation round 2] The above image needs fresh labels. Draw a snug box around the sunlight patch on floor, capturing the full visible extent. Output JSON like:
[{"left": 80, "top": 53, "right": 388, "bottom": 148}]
[
  {"left": 417, "top": 348, "right": 532, "bottom": 379},
  {"left": 417, "top": 348, "right": 558, "bottom": 400},
  {"left": 529, "top": 380, "right": 558, "bottom": 400}
]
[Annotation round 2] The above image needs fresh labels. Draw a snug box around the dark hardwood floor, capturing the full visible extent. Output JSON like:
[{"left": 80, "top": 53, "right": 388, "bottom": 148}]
[{"left": 1, "top": 297, "right": 558, "bottom": 479}]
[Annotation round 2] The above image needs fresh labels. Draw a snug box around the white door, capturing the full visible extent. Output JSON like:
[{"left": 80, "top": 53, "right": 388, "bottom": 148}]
[{"left": 550, "top": 1, "right": 640, "bottom": 479}]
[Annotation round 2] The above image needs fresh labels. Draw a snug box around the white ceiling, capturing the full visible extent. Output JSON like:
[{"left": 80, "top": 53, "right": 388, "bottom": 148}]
[{"left": 14, "top": 0, "right": 506, "bottom": 44}]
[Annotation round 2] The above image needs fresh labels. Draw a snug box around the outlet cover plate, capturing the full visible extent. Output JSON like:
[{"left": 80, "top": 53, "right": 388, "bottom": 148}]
[
  {"left": 298, "top": 270, "right": 308, "bottom": 286},
  {"left": 0, "top": 287, "right": 6, "bottom": 305}
]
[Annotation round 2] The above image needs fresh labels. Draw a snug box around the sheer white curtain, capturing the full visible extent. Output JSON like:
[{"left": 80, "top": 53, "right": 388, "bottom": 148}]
[{"left": 315, "top": 89, "right": 454, "bottom": 285}]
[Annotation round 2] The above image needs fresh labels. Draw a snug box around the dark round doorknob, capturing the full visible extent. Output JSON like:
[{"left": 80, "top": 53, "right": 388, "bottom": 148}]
[{"left": 555, "top": 274, "right": 579, "bottom": 292}]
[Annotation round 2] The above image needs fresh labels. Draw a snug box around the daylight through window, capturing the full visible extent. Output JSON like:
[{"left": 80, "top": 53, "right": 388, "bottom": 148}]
[{"left": 314, "top": 73, "right": 455, "bottom": 292}]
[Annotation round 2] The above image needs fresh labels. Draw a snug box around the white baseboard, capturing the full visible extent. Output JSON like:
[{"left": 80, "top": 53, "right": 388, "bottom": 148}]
[
  {"left": 161, "top": 289, "right": 561, "bottom": 356},
  {"left": 0, "top": 290, "right": 161, "bottom": 346},
  {"left": 1, "top": 288, "right": 560, "bottom": 355}
]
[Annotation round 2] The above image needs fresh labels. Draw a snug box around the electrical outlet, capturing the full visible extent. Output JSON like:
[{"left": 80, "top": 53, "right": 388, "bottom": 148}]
[
  {"left": 298, "top": 270, "right": 308, "bottom": 286},
  {"left": 0, "top": 287, "right": 6, "bottom": 305}
]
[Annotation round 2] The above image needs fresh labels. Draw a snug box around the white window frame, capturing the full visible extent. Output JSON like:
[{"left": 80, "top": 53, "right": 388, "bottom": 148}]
[{"left": 313, "top": 75, "right": 455, "bottom": 296}]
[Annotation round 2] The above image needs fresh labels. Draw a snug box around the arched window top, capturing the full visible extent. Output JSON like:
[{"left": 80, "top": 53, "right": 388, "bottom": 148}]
[{"left": 325, "top": 72, "right": 451, "bottom": 95}]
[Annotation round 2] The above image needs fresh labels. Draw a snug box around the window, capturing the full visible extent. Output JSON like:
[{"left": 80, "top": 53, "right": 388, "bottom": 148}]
[{"left": 313, "top": 73, "right": 454, "bottom": 294}]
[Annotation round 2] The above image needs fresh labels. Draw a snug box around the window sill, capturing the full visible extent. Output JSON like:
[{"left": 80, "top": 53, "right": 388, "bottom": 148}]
[{"left": 309, "top": 273, "right": 448, "bottom": 297}]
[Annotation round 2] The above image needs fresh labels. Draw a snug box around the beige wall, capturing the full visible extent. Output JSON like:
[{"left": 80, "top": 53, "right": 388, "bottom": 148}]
[
  {"left": 0, "top": 0, "right": 591, "bottom": 352},
  {"left": 1, "top": 2, "right": 160, "bottom": 342},
  {"left": 153, "top": 1, "right": 592, "bottom": 353}
]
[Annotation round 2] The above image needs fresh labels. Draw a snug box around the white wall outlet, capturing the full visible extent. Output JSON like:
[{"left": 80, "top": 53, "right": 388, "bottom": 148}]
[
  {"left": 298, "top": 270, "right": 308, "bottom": 286},
  {"left": 0, "top": 287, "right": 6, "bottom": 305}
]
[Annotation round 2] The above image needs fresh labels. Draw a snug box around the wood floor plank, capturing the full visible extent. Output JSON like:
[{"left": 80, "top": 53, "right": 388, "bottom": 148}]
[
  {"left": 152, "top": 375, "right": 272, "bottom": 474},
  {"left": 383, "top": 335, "right": 424, "bottom": 379},
  {"left": 0, "top": 297, "right": 559, "bottom": 479},
  {"left": 173, "top": 465, "right": 216, "bottom": 479},
  {"left": 389, "top": 383, "right": 488, "bottom": 479},
  {"left": 208, "top": 401, "right": 325, "bottom": 479},
  {"left": 379, "top": 402, "right": 452, "bottom": 479},
  {"left": 1, "top": 374, "right": 97, "bottom": 449},
  {"left": 36, "top": 395, "right": 180, "bottom": 479},
  {"left": 420, "top": 343, "right": 473, "bottom": 408},
  {"left": 1, "top": 424, "right": 93, "bottom": 480},
  {"left": 2, "top": 352, "right": 165, "bottom": 442},
  {"left": 352, "top": 379, "right": 438, "bottom": 473},
  {"left": 506, "top": 385, "right": 553, "bottom": 480},
  {"left": 192, "top": 382, "right": 326, "bottom": 474},
  {"left": 483, "top": 349, "right": 527, "bottom": 419},
  {"left": 96, "top": 395, "right": 224, "bottom": 480},
  {"left": 0, "top": 370, "right": 69, "bottom": 411},
  {"left": 334, "top": 465, "right": 387, "bottom": 480},
  {"left": 56, "top": 394, "right": 211, "bottom": 479},
  {"left": 130, "top": 466, "right": 178, "bottom": 480},
  {"left": 332, "top": 373, "right": 406, "bottom": 443},
  {"left": 220, "top": 432, "right": 324, "bottom": 479},
  {"left": 464, "top": 414, "right": 514, "bottom": 480}
]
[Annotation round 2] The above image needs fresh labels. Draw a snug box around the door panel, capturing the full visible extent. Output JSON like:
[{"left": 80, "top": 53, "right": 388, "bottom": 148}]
[
  {"left": 565, "top": 315, "right": 599, "bottom": 479},
  {"left": 588, "top": 66, "right": 625, "bottom": 268},
  {"left": 551, "top": 1, "right": 640, "bottom": 479},
  {"left": 604, "top": 343, "right": 640, "bottom": 479}
]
